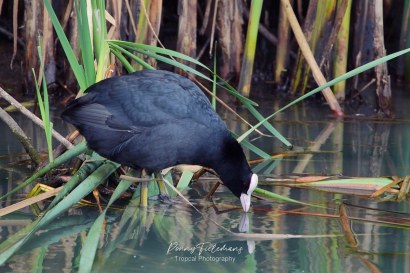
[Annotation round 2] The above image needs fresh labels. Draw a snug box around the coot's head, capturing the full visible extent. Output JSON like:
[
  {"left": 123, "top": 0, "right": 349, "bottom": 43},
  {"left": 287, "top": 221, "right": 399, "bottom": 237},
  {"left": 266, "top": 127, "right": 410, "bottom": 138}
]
[
  {"left": 212, "top": 136, "right": 259, "bottom": 212},
  {"left": 217, "top": 172, "right": 258, "bottom": 212}
]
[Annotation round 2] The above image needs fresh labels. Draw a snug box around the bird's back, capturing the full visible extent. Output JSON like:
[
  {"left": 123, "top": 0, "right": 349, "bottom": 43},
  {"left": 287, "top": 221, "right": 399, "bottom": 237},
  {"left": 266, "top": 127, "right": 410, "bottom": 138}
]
[{"left": 61, "top": 70, "right": 230, "bottom": 173}]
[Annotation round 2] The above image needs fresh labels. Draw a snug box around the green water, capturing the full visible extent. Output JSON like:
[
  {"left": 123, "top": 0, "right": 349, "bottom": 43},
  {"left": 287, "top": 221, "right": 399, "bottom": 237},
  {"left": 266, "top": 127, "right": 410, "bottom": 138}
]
[{"left": 1, "top": 85, "right": 410, "bottom": 272}]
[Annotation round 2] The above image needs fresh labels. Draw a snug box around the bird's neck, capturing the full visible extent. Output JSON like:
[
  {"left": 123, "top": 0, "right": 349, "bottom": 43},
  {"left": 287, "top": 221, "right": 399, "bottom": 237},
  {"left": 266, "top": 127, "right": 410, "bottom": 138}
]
[{"left": 210, "top": 135, "right": 253, "bottom": 196}]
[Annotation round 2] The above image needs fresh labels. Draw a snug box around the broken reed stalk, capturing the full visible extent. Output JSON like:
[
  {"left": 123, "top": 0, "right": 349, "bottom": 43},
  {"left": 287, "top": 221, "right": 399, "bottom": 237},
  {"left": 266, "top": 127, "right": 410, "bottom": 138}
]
[
  {"left": 0, "top": 107, "right": 42, "bottom": 165},
  {"left": 119, "top": 175, "right": 161, "bottom": 183},
  {"left": 0, "top": 87, "right": 74, "bottom": 149},
  {"left": 370, "top": 0, "right": 393, "bottom": 116},
  {"left": 175, "top": 0, "right": 197, "bottom": 74},
  {"left": 275, "top": 0, "right": 291, "bottom": 83},
  {"left": 0, "top": 186, "right": 64, "bottom": 217},
  {"left": 215, "top": 0, "right": 244, "bottom": 79},
  {"left": 290, "top": 0, "right": 317, "bottom": 95},
  {"left": 280, "top": 0, "right": 344, "bottom": 116}
]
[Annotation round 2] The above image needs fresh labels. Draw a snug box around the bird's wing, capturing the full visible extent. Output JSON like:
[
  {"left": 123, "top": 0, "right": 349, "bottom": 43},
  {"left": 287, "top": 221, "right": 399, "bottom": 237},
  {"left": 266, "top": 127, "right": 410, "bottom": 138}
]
[
  {"left": 104, "top": 70, "right": 222, "bottom": 129},
  {"left": 62, "top": 94, "right": 146, "bottom": 133},
  {"left": 63, "top": 70, "right": 224, "bottom": 132}
]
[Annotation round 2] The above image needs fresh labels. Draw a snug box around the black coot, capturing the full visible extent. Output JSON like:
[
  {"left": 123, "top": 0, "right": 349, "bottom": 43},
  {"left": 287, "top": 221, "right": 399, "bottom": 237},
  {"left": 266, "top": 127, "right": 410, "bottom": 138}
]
[{"left": 61, "top": 70, "right": 258, "bottom": 211}]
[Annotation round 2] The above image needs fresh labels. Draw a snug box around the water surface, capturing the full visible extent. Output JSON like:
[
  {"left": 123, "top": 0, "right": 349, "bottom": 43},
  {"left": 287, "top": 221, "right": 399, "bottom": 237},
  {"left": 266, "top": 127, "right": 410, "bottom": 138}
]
[{"left": 1, "top": 84, "right": 410, "bottom": 272}]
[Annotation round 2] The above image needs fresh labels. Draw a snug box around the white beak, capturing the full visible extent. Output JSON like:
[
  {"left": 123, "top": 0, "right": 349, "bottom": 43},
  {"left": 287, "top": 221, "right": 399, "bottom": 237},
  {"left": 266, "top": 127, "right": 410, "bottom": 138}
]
[
  {"left": 240, "top": 193, "right": 251, "bottom": 212},
  {"left": 240, "top": 174, "right": 258, "bottom": 212}
]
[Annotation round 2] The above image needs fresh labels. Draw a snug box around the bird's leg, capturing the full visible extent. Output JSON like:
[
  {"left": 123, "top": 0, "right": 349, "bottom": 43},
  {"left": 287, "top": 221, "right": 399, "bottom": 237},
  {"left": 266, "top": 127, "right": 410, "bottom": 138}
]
[
  {"left": 156, "top": 173, "right": 172, "bottom": 203},
  {"left": 139, "top": 169, "right": 149, "bottom": 207},
  {"left": 140, "top": 181, "right": 148, "bottom": 207}
]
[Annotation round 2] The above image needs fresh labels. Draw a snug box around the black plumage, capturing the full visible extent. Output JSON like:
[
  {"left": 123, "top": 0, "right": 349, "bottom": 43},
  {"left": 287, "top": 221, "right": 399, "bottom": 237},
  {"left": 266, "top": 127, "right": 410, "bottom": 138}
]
[{"left": 61, "top": 70, "right": 258, "bottom": 211}]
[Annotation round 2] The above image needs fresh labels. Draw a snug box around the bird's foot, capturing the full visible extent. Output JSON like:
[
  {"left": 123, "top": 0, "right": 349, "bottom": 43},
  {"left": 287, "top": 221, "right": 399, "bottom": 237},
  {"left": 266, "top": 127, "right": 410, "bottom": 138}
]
[{"left": 158, "top": 193, "right": 173, "bottom": 204}]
